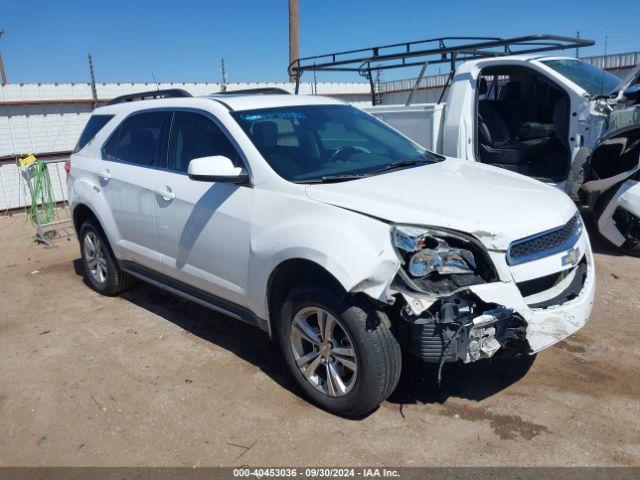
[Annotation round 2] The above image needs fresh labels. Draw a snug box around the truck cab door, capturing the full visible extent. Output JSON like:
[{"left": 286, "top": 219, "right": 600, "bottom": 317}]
[{"left": 453, "top": 59, "right": 582, "bottom": 189}]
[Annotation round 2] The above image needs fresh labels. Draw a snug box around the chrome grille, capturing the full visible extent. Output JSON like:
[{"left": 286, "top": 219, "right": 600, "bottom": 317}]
[{"left": 508, "top": 214, "right": 582, "bottom": 266}]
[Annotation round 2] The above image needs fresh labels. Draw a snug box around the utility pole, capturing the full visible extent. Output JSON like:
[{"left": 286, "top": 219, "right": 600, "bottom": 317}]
[
  {"left": 0, "top": 30, "right": 8, "bottom": 86},
  {"left": 88, "top": 53, "right": 98, "bottom": 109},
  {"left": 288, "top": 0, "right": 299, "bottom": 83},
  {"left": 220, "top": 57, "right": 227, "bottom": 92},
  {"left": 576, "top": 30, "right": 580, "bottom": 58},
  {"left": 375, "top": 68, "right": 382, "bottom": 105}
]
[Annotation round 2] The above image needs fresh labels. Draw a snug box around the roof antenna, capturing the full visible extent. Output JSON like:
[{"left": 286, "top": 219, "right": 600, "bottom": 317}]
[
  {"left": 599, "top": 35, "right": 608, "bottom": 96},
  {"left": 151, "top": 73, "right": 160, "bottom": 91}
]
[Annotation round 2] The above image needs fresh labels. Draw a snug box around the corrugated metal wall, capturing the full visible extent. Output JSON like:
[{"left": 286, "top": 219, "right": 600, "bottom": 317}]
[
  {"left": 0, "top": 81, "right": 371, "bottom": 210},
  {"left": 0, "top": 81, "right": 371, "bottom": 159}
]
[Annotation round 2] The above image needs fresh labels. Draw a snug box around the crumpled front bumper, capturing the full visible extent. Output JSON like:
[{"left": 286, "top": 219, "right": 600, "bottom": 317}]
[
  {"left": 396, "top": 229, "right": 595, "bottom": 362},
  {"left": 468, "top": 259, "right": 595, "bottom": 354}
]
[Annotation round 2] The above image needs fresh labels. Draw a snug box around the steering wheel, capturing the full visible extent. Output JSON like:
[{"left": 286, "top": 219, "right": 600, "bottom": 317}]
[{"left": 329, "top": 145, "right": 371, "bottom": 163}]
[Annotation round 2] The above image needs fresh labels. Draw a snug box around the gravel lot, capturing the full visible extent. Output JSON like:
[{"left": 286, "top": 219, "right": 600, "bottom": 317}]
[{"left": 0, "top": 211, "right": 639, "bottom": 467}]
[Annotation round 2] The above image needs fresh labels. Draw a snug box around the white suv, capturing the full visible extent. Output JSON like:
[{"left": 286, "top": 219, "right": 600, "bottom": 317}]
[{"left": 68, "top": 89, "right": 595, "bottom": 416}]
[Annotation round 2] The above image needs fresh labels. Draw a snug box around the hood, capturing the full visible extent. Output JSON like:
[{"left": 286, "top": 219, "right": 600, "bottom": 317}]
[{"left": 305, "top": 158, "right": 577, "bottom": 250}]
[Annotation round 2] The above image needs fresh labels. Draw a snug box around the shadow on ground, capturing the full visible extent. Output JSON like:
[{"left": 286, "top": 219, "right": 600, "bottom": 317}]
[
  {"left": 73, "top": 259, "right": 537, "bottom": 416},
  {"left": 387, "top": 353, "right": 536, "bottom": 408},
  {"left": 72, "top": 259, "right": 298, "bottom": 394}
]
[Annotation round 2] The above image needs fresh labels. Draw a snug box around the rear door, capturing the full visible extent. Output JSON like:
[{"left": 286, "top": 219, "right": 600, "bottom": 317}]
[
  {"left": 100, "top": 110, "right": 171, "bottom": 269},
  {"left": 153, "top": 110, "right": 253, "bottom": 308}
]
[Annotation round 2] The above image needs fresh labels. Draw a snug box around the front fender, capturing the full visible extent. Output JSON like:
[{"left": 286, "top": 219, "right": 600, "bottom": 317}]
[
  {"left": 582, "top": 126, "right": 640, "bottom": 194},
  {"left": 245, "top": 189, "right": 400, "bottom": 318},
  {"left": 596, "top": 179, "right": 640, "bottom": 246}
]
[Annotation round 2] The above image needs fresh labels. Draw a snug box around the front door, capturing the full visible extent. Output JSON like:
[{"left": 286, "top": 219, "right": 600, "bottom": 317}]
[{"left": 153, "top": 110, "right": 253, "bottom": 308}]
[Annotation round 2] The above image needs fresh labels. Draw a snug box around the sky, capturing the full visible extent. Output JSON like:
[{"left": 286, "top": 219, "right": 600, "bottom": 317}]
[{"left": 2, "top": 0, "right": 640, "bottom": 84}]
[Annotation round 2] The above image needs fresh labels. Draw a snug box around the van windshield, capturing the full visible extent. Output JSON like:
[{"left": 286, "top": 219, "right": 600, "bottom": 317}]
[
  {"left": 232, "top": 104, "right": 441, "bottom": 183},
  {"left": 542, "top": 59, "right": 621, "bottom": 96}
]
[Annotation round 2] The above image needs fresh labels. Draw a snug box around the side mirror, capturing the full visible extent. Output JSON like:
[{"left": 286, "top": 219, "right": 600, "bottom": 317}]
[
  {"left": 623, "top": 84, "right": 640, "bottom": 104},
  {"left": 187, "top": 156, "right": 249, "bottom": 184}
]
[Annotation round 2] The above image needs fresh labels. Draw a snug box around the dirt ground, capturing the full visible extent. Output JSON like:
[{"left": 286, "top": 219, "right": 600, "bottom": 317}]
[{"left": 0, "top": 211, "right": 639, "bottom": 467}]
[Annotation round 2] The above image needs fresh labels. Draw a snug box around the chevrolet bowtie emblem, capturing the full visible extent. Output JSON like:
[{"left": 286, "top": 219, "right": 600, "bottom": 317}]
[{"left": 561, "top": 247, "right": 581, "bottom": 267}]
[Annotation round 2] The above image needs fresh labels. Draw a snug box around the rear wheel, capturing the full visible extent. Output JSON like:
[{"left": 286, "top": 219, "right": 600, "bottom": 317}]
[
  {"left": 79, "top": 219, "right": 134, "bottom": 295},
  {"left": 277, "top": 284, "right": 401, "bottom": 416}
]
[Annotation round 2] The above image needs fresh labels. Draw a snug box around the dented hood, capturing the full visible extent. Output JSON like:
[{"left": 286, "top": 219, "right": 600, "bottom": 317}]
[{"left": 305, "top": 158, "right": 577, "bottom": 250}]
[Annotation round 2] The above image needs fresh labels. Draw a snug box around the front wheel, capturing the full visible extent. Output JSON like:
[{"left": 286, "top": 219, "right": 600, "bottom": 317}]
[{"left": 277, "top": 284, "right": 401, "bottom": 416}]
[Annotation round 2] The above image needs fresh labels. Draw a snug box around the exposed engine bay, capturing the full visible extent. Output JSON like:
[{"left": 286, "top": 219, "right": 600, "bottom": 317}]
[{"left": 382, "top": 222, "right": 592, "bottom": 376}]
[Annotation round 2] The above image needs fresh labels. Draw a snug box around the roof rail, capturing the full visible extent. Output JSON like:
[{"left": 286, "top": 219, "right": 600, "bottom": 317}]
[
  {"left": 107, "top": 88, "right": 192, "bottom": 105},
  {"left": 213, "top": 87, "right": 291, "bottom": 95},
  {"left": 288, "top": 34, "right": 595, "bottom": 104}
]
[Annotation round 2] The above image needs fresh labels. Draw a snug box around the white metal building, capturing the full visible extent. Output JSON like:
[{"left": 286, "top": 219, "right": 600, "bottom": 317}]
[{"left": 0, "top": 81, "right": 371, "bottom": 210}]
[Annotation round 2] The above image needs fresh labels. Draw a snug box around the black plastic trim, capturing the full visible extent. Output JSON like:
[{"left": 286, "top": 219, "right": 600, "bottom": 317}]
[
  {"left": 120, "top": 261, "right": 268, "bottom": 332},
  {"left": 107, "top": 89, "right": 192, "bottom": 105},
  {"left": 527, "top": 258, "right": 588, "bottom": 309}
]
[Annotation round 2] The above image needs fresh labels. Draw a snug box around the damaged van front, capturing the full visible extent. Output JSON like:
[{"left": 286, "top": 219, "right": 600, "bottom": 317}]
[
  {"left": 579, "top": 65, "right": 640, "bottom": 254},
  {"left": 305, "top": 157, "right": 595, "bottom": 371}
]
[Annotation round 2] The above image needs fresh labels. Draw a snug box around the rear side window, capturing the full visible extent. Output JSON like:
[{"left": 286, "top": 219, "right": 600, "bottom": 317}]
[
  {"left": 103, "top": 111, "right": 170, "bottom": 167},
  {"left": 167, "top": 111, "right": 241, "bottom": 173},
  {"left": 75, "top": 114, "right": 114, "bottom": 152}
]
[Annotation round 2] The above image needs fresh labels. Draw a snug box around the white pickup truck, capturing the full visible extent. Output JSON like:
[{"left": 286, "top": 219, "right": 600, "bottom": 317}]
[{"left": 291, "top": 35, "right": 640, "bottom": 254}]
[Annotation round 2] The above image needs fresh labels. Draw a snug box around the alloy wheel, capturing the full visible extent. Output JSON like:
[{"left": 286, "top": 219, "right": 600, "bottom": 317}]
[
  {"left": 84, "top": 231, "right": 108, "bottom": 284},
  {"left": 289, "top": 306, "right": 358, "bottom": 397}
]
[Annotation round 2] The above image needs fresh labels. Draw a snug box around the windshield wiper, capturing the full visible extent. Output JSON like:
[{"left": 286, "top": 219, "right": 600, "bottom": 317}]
[
  {"left": 371, "top": 158, "right": 432, "bottom": 175},
  {"left": 294, "top": 174, "right": 368, "bottom": 184}
]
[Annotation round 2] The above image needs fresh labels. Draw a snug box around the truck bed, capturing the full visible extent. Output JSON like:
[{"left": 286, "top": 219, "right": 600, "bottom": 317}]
[{"left": 364, "top": 103, "right": 445, "bottom": 153}]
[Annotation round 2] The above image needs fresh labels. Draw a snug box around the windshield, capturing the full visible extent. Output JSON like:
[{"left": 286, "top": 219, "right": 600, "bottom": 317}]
[
  {"left": 542, "top": 59, "right": 621, "bottom": 96},
  {"left": 232, "top": 104, "right": 440, "bottom": 182}
]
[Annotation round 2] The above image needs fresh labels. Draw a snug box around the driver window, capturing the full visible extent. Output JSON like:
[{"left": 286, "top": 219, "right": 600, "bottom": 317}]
[{"left": 168, "top": 111, "right": 241, "bottom": 173}]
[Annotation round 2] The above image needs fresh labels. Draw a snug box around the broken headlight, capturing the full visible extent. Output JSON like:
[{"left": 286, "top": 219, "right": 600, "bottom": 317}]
[
  {"left": 392, "top": 225, "right": 496, "bottom": 295},
  {"left": 393, "top": 226, "right": 477, "bottom": 276}
]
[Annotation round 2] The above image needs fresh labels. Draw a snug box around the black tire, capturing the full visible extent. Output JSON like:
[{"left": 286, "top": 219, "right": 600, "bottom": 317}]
[
  {"left": 277, "top": 283, "right": 401, "bottom": 416},
  {"left": 79, "top": 219, "right": 134, "bottom": 295}
]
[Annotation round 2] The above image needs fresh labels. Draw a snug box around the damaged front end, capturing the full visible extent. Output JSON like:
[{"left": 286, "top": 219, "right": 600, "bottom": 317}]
[
  {"left": 582, "top": 125, "right": 640, "bottom": 251},
  {"left": 387, "top": 226, "right": 531, "bottom": 369},
  {"left": 396, "top": 293, "right": 530, "bottom": 365}
]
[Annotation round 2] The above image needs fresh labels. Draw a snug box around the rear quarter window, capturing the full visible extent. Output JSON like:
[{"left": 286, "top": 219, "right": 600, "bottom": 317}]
[{"left": 74, "top": 114, "right": 114, "bottom": 152}]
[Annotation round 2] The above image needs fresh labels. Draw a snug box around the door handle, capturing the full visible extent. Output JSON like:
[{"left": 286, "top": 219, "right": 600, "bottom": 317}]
[
  {"left": 156, "top": 186, "right": 176, "bottom": 201},
  {"left": 100, "top": 169, "right": 112, "bottom": 181}
]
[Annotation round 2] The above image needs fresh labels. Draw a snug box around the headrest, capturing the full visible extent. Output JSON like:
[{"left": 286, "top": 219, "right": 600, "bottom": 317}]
[
  {"left": 504, "top": 81, "right": 521, "bottom": 98},
  {"left": 479, "top": 78, "right": 488, "bottom": 95},
  {"left": 132, "top": 129, "right": 154, "bottom": 145},
  {"left": 252, "top": 121, "right": 278, "bottom": 151}
]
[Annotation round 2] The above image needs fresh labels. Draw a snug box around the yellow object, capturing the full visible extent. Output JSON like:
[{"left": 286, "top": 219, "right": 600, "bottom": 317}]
[{"left": 19, "top": 154, "right": 37, "bottom": 167}]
